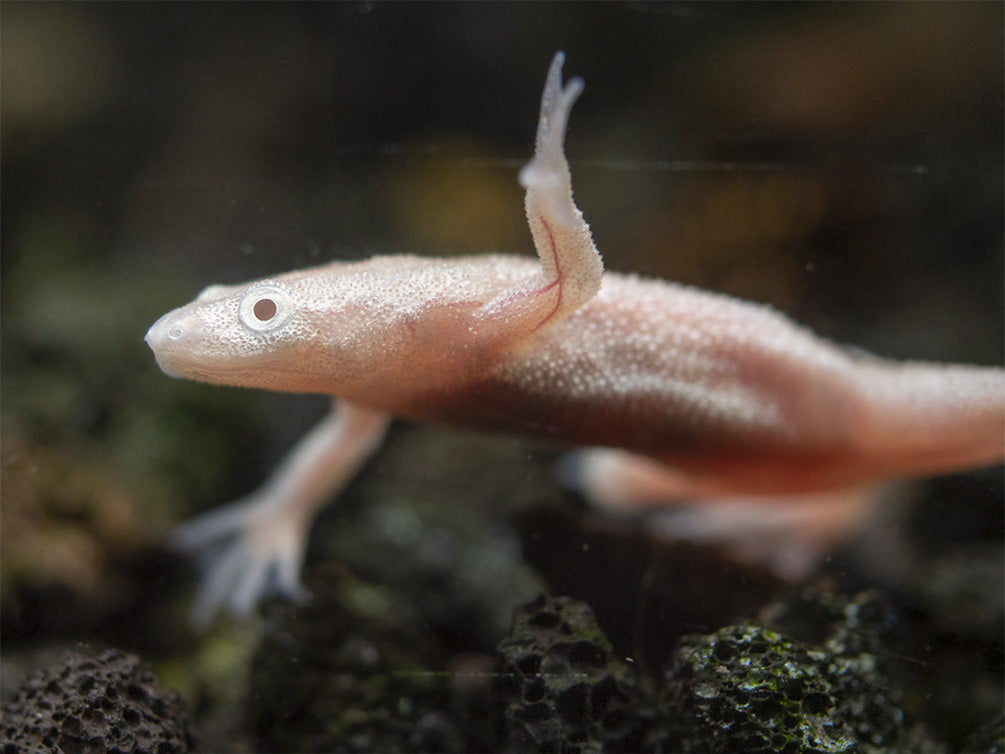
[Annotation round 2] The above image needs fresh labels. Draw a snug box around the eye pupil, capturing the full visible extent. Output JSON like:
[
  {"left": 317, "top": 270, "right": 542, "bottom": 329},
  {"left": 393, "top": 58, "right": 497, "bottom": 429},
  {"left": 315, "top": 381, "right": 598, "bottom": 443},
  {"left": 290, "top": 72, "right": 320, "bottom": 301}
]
[
  {"left": 253, "top": 298, "right": 277, "bottom": 321},
  {"left": 239, "top": 286, "right": 291, "bottom": 331}
]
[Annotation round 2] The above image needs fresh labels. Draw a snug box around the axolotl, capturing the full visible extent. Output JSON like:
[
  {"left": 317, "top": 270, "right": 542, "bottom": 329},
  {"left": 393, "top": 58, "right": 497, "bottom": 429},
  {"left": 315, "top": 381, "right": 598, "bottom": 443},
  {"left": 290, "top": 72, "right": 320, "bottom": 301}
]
[{"left": 146, "top": 53, "right": 1005, "bottom": 625}]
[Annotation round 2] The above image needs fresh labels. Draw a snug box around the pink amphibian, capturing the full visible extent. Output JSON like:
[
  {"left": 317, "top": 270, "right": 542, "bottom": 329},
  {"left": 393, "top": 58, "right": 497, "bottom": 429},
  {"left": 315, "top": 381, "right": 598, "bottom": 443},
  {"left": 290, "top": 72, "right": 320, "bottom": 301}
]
[{"left": 146, "top": 54, "right": 1004, "bottom": 625}]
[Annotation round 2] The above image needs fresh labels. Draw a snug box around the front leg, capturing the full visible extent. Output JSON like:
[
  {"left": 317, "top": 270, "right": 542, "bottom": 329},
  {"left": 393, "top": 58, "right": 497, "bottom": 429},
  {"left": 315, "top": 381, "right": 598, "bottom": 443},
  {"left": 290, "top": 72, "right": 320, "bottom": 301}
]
[
  {"left": 172, "top": 399, "right": 389, "bottom": 628},
  {"left": 479, "top": 53, "right": 603, "bottom": 337}
]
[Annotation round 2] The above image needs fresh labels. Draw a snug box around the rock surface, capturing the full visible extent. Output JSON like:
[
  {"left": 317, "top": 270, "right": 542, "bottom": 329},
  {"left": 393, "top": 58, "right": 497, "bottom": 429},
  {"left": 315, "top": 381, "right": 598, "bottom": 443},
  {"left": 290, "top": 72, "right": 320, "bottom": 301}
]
[{"left": 0, "top": 649, "right": 192, "bottom": 754}]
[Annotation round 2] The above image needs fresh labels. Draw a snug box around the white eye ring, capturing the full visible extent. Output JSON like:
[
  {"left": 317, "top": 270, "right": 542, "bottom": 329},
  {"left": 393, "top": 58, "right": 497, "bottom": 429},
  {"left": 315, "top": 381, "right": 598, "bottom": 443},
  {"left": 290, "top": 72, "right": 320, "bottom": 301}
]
[{"left": 239, "top": 284, "right": 296, "bottom": 332}]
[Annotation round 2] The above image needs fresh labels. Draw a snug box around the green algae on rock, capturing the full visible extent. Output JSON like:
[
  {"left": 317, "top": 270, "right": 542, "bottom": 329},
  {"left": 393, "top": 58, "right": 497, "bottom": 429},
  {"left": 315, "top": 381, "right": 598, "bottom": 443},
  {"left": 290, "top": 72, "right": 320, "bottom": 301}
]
[{"left": 662, "top": 620, "right": 938, "bottom": 754}]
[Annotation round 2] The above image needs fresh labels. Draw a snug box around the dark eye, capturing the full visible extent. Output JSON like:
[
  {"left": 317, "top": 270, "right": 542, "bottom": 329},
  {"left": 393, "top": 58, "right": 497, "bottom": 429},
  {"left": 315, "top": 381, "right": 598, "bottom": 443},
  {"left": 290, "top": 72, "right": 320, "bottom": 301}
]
[
  {"left": 239, "top": 284, "right": 294, "bottom": 332},
  {"left": 253, "top": 298, "right": 277, "bottom": 321}
]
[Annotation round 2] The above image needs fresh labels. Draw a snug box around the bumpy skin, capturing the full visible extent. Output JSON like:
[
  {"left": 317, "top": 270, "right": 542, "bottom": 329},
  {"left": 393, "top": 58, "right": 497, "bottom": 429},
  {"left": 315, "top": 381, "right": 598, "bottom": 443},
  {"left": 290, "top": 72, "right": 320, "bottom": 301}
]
[{"left": 146, "top": 53, "right": 1005, "bottom": 625}]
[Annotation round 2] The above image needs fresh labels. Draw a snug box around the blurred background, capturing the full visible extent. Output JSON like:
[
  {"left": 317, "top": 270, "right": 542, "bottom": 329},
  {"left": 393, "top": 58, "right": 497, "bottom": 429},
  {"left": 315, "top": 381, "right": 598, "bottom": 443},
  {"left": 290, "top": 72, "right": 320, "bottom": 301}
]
[{"left": 2, "top": 2, "right": 1002, "bottom": 750}]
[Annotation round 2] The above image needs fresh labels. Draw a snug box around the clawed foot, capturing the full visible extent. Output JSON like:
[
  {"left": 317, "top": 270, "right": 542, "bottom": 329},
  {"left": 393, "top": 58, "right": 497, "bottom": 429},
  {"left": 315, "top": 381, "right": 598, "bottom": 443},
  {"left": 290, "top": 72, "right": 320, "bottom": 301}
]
[
  {"left": 172, "top": 496, "right": 312, "bottom": 630},
  {"left": 519, "top": 52, "right": 584, "bottom": 196}
]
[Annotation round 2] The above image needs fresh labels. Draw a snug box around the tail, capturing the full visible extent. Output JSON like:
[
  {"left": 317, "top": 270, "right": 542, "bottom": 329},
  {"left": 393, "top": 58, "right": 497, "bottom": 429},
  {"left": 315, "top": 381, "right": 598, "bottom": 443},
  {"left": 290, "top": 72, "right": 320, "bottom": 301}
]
[{"left": 857, "top": 361, "right": 1004, "bottom": 476}]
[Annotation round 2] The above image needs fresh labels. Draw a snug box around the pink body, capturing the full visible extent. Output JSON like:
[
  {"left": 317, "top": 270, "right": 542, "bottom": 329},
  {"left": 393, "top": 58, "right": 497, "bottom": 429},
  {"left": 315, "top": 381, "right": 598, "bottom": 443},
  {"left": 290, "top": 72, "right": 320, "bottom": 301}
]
[{"left": 146, "top": 54, "right": 1004, "bottom": 624}]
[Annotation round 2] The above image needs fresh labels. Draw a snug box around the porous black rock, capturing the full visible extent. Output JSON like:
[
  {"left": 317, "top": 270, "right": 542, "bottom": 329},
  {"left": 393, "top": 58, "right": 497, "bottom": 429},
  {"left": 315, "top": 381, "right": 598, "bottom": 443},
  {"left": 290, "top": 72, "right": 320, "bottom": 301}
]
[
  {"left": 0, "top": 649, "right": 192, "bottom": 754},
  {"left": 497, "top": 594, "right": 648, "bottom": 753},
  {"left": 662, "top": 615, "right": 939, "bottom": 754}
]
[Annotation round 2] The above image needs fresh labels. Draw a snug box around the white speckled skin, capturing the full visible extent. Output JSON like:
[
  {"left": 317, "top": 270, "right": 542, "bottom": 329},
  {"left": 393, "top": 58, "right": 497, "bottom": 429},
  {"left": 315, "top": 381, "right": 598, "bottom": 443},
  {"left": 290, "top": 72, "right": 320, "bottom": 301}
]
[{"left": 147, "top": 54, "right": 1004, "bottom": 625}]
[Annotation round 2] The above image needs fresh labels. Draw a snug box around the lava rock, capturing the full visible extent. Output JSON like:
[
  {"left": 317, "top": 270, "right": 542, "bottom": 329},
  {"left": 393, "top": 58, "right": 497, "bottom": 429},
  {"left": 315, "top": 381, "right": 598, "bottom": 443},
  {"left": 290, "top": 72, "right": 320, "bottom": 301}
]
[
  {"left": 760, "top": 587, "right": 899, "bottom": 656},
  {"left": 662, "top": 620, "right": 937, "bottom": 754},
  {"left": 497, "top": 594, "right": 648, "bottom": 753},
  {"left": 0, "top": 648, "right": 192, "bottom": 754}
]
